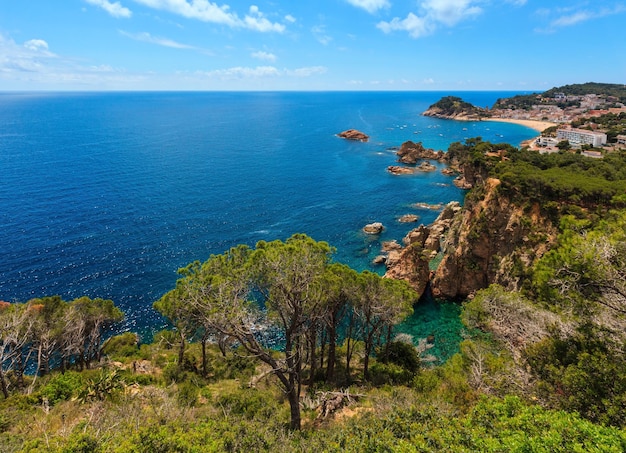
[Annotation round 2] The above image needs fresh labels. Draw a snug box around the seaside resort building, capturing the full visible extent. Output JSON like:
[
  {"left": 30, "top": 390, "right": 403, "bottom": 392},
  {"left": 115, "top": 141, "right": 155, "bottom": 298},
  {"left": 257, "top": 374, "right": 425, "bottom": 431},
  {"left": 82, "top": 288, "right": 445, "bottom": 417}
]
[{"left": 556, "top": 128, "right": 607, "bottom": 148}]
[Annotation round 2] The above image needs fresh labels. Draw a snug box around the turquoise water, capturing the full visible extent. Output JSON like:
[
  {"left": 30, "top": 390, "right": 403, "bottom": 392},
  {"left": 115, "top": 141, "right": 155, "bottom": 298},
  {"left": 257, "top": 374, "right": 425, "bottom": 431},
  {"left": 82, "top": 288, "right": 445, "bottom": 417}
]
[{"left": 0, "top": 91, "right": 537, "bottom": 345}]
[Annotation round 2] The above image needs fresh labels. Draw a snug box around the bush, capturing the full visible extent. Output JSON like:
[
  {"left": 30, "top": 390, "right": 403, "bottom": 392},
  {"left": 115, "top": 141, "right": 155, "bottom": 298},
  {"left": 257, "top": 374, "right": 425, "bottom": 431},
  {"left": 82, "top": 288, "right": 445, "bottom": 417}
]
[
  {"left": 101, "top": 332, "right": 140, "bottom": 359},
  {"left": 216, "top": 387, "right": 277, "bottom": 420},
  {"left": 38, "top": 371, "right": 85, "bottom": 406},
  {"left": 60, "top": 432, "right": 101, "bottom": 453},
  {"left": 369, "top": 362, "right": 414, "bottom": 386},
  {"left": 176, "top": 382, "right": 199, "bottom": 408},
  {"left": 377, "top": 341, "right": 420, "bottom": 374}
]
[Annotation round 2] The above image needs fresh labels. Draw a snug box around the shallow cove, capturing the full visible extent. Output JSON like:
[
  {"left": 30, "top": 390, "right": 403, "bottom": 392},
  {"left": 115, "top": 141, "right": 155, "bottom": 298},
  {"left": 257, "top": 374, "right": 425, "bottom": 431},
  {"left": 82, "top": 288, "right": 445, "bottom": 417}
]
[{"left": 396, "top": 290, "right": 464, "bottom": 365}]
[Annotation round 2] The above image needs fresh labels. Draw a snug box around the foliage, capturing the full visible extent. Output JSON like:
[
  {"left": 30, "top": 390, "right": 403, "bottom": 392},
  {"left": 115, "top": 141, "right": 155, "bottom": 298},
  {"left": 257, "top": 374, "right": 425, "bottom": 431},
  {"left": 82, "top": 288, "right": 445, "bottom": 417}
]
[
  {"left": 101, "top": 332, "right": 140, "bottom": 359},
  {"left": 491, "top": 148, "right": 626, "bottom": 207},
  {"left": 524, "top": 324, "right": 626, "bottom": 427},
  {"left": 427, "top": 95, "right": 487, "bottom": 117},
  {"left": 532, "top": 211, "right": 626, "bottom": 315},
  {"left": 376, "top": 340, "right": 420, "bottom": 374},
  {"left": 76, "top": 369, "right": 124, "bottom": 403},
  {"left": 154, "top": 234, "right": 417, "bottom": 429},
  {"left": 38, "top": 371, "right": 85, "bottom": 406}
]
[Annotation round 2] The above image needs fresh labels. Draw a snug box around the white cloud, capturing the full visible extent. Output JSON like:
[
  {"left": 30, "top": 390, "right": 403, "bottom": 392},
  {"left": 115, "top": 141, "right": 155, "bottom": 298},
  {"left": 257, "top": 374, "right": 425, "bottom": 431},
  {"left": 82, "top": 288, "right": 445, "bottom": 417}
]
[
  {"left": 251, "top": 51, "right": 277, "bottom": 62},
  {"left": 345, "top": 0, "right": 390, "bottom": 14},
  {"left": 200, "top": 65, "right": 327, "bottom": 79},
  {"left": 377, "top": 12, "right": 431, "bottom": 38},
  {"left": 287, "top": 66, "right": 327, "bottom": 77},
  {"left": 23, "top": 39, "right": 51, "bottom": 53},
  {"left": 0, "top": 33, "right": 144, "bottom": 88},
  {"left": 284, "top": 14, "right": 296, "bottom": 23},
  {"left": 85, "top": 0, "right": 132, "bottom": 18},
  {"left": 131, "top": 0, "right": 285, "bottom": 32},
  {"left": 204, "top": 66, "right": 281, "bottom": 78},
  {"left": 120, "top": 31, "right": 196, "bottom": 49},
  {"left": 537, "top": 4, "right": 626, "bottom": 32},
  {"left": 377, "top": 0, "right": 483, "bottom": 38},
  {"left": 312, "top": 25, "right": 333, "bottom": 45}
]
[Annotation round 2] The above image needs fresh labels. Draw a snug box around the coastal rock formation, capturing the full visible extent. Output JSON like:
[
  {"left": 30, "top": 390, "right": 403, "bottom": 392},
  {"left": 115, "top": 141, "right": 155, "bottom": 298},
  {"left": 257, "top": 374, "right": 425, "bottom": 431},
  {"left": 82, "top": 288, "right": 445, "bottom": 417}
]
[
  {"left": 396, "top": 141, "right": 444, "bottom": 164},
  {"left": 384, "top": 202, "right": 462, "bottom": 295},
  {"left": 381, "top": 240, "right": 402, "bottom": 251},
  {"left": 398, "top": 214, "right": 419, "bottom": 223},
  {"left": 387, "top": 166, "right": 415, "bottom": 175},
  {"left": 417, "top": 161, "right": 437, "bottom": 172},
  {"left": 338, "top": 129, "right": 369, "bottom": 142},
  {"left": 423, "top": 96, "right": 488, "bottom": 121},
  {"left": 430, "top": 178, "right": 558, "bottom": 299},
  {"left": 363, "top": 222, "right": 384, "bottom": 234}
]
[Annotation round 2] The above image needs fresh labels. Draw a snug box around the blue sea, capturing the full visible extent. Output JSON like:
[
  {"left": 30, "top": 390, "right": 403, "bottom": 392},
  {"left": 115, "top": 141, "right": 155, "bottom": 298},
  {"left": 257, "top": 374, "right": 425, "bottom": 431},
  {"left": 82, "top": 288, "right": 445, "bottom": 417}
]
[{"left": 0, "top": 91, "right": 537, "bottom": 359}]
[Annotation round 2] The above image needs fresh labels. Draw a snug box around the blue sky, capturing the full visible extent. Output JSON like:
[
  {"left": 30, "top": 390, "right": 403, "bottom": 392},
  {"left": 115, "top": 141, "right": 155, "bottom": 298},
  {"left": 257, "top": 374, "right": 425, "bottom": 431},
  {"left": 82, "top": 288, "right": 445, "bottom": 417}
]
[{"left": 1, "top": 0, "right": 625, "bottom": 91}]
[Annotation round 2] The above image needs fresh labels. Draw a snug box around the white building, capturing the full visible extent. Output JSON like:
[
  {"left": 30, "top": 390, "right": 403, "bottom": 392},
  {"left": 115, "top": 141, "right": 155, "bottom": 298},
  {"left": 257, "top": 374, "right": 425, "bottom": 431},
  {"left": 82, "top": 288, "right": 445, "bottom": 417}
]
[
  {"left": 556, "top": 128, "right": 607, "bottom": 148},
  {"left": 617, "top": 135, "right": 626, "bottom": 145}
]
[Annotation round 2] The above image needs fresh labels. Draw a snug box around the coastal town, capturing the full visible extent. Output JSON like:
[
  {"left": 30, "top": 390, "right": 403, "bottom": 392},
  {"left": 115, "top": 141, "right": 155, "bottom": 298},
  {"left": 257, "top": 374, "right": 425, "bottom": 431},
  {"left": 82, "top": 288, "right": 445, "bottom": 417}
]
[
  {"left": 488, "top": 86, "right": 626, "bottom": 154},
  {"left": 423, "top": 83, "right": 626, "bottom": 156}
]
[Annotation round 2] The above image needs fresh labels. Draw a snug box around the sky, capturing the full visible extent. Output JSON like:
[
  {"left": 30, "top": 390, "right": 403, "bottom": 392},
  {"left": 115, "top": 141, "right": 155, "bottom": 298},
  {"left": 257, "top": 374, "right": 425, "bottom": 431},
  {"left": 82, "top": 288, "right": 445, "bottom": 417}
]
[{"left": 0, "top": 0, "right": 625, "bottom": 91}]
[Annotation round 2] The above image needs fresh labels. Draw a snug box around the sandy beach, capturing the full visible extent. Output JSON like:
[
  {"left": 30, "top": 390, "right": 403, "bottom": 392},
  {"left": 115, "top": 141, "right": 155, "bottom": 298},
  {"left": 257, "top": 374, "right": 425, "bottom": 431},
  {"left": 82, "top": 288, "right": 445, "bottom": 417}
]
[{"left": 485, "top": 117, "right": 557, "bottom": 132}]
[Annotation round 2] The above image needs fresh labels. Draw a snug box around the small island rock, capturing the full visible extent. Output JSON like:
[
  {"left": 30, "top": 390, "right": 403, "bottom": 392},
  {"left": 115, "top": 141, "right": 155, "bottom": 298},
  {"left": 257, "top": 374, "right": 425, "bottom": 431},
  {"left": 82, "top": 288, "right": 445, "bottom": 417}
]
[
  {"left": 396, "top": 141, "right": 444, "bottom": 164},
  {"left": 387, "top": 165, "right": 415, "bottom": 175},
  {"left": 338, "top": 129, "right": 369, "bottom": 142},
  {"left": 363, "top": 222, "right": 384, "bottom": 234},
  {"left": 398, "top": 214, "right": 419, "bottom": 223}
]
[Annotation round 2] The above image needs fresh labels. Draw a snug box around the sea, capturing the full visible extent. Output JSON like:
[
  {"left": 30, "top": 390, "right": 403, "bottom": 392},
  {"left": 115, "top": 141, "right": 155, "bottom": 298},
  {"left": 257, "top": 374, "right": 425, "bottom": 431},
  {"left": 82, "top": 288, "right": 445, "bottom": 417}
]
[{"left": 0, "top": 91, "right": 538, "bottom": 362}]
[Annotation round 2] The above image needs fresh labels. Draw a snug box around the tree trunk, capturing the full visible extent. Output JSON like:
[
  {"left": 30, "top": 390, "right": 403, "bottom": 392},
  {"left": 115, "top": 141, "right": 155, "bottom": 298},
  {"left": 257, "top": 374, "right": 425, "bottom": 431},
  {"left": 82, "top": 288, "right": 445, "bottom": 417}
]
[
  {"left": 178, "top": 332, "right": 185, "bottom": 370},
  {"left": 0, "top": 370, "right": 9, "bottom": 399},
  {"left": 308, "top": 325, "right": 317, "bottom": 385},
  {"left": 326, "top": 323, "right": 337, "bottom": 382},
  {"left": 287, "top": 384, "right": 301, "bottom": 430},
  {"left": 201, "top": 338, "right": 208, "bottom": 377}
]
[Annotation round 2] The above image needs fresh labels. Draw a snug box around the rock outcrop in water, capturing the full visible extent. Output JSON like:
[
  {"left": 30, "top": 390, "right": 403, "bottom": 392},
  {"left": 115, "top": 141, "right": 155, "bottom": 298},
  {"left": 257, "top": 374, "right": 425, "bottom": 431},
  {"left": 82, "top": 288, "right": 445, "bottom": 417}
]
[
  {"left": 338, "top": 129, "right": 369, "bottom": 142},
  {"left": 363, "top": 222, "right": 384, "bottom": 234},
  {"left": 396, "top": 141, "right": 445, "bottom": 164}
]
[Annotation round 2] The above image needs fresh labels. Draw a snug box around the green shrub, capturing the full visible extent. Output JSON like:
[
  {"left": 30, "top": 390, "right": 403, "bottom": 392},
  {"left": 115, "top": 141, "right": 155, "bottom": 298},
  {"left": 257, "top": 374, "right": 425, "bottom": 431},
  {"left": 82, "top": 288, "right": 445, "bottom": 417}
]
[
  {"left": 76, "top": 369, "right": 124, "bottom": 403},
  {"left": 38, "top": 371, "right": 85, "bottom": 406},
  {"left": 377, "top": 341, "right": 420, "bottom": 373},
  {"left": 216, "top": 387, "right": 277, "bottom": 420},
  {"left": 176, "top": 382, "right": 199, "bottom": 408},
  {"left": 60, "top": 432, "right": 101, "bottom": 453},
  {"left": 101, "top": 332, "right": 140, "bottom": 359},
  {"left": 369, "top": 362, "right": 414, "bottom": 386}
]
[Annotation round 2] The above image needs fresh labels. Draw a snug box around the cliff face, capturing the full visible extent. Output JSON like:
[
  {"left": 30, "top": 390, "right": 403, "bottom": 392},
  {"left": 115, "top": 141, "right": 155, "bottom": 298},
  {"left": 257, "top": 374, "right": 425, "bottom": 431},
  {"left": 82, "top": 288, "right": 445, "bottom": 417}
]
[
  {"left": 384, "top": 202, "right": 461, "bottom": 295},
  {"left": 431, "top": 178, "right": 558, "bottom": 299}
]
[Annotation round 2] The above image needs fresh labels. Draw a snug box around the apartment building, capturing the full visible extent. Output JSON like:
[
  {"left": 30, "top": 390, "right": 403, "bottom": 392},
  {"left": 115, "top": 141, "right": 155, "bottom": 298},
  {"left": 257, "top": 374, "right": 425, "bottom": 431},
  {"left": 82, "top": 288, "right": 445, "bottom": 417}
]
[{"left": 556, "top": 128, "right": 607, "bottom": 147}]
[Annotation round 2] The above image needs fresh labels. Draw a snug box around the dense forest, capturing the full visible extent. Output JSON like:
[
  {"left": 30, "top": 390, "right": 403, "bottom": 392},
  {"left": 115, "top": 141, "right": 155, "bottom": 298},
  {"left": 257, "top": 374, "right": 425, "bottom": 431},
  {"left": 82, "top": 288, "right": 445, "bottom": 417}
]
[{"left": 2, "top": 139, "right": 626, "bottom": 451}]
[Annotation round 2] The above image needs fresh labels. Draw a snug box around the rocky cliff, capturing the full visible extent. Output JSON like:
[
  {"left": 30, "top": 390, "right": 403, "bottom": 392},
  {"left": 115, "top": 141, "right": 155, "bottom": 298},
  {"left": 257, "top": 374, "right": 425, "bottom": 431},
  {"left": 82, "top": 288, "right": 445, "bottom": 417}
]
[
  {"left": 430, "top": 178, "right": 558, "bottom": 299},
  {"left": 384, "top": 202, "right": 461, "bottom": 295},
  {"left": 385, "top": 175, "right": 558, "bottom": 300}
]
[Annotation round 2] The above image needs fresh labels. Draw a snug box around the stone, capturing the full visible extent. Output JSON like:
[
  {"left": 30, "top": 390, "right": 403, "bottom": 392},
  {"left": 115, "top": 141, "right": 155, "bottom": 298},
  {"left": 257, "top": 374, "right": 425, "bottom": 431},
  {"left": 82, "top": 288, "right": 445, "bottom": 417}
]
[
  {"left": 398, "top": 214, "right": 419, "bottom": 223},
  {"left": 363, "top": 222, "right": 384, "bottom": 234},
  {"left": 338, "top": 129, "right": 369, "bottom": 142}
]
